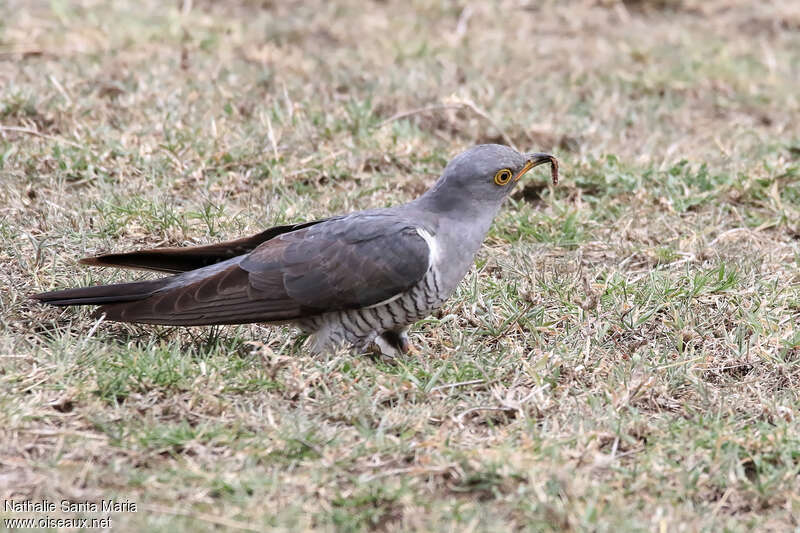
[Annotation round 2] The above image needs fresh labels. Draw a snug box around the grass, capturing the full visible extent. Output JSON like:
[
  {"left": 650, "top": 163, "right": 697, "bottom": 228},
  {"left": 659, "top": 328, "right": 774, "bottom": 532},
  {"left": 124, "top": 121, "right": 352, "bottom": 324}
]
[{"left": 2, "top": 0, "right": 800, "bottom": 530}]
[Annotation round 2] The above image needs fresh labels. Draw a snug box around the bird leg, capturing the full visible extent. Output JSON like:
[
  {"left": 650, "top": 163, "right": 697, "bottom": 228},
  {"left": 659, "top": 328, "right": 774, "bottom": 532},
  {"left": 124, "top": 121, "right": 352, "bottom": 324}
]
[{"left": 371, "top": 328, "right": 412, "bottom": 358}]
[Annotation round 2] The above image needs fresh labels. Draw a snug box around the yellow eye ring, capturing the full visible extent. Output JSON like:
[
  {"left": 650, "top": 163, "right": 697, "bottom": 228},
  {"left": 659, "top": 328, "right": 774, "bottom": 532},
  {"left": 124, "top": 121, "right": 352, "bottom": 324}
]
[{"left": 494, "top": 169, "right": 513, "bottom": 186}]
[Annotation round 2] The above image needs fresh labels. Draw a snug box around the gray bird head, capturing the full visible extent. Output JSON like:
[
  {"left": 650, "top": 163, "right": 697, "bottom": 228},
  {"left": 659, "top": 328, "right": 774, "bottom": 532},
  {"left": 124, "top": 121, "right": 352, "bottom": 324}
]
[{"left": 417, "top": 144, "right": 558, "bottom": 216}]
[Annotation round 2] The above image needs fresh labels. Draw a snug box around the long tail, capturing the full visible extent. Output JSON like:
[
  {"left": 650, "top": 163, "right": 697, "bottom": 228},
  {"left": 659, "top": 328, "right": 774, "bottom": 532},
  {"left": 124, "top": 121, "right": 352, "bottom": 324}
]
[
  {"left": 31, "top": 278, "right": 171, "bottom": 307},
  {"left": 78, "top": 220, "right": 326, "bottom": 274},
  {"left": 31, "top": 221, "right": 328, "bottom": 323}
]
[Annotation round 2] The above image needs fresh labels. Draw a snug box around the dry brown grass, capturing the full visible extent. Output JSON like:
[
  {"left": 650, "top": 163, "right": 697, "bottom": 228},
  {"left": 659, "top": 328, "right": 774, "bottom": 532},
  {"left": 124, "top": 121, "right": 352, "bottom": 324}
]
[{"left": 2, "top": 0, "right": 800, "bottom": 531}]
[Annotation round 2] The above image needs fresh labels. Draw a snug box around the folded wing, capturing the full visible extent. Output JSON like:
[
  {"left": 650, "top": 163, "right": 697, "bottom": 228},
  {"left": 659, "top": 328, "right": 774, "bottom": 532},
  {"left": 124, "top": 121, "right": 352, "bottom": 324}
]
[{"left": 73, "top": 214, "right": 431, "bottom": 326}]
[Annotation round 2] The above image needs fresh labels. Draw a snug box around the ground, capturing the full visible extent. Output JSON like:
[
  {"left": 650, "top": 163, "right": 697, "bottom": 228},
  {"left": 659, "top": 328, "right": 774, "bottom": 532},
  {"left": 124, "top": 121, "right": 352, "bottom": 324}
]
[{"left": 2, "top": 0, "right": 800, "bottom": 531}]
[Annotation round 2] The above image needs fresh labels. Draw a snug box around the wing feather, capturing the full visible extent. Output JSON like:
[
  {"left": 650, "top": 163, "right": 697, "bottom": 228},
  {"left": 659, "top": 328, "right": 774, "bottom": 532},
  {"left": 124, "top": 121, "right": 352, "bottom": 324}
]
[
  {"left": 79, "top": 220, "right": 327, "bottom": 273},
  {"left": 94, "top": 214, "right": 432, "bottom": 326}
]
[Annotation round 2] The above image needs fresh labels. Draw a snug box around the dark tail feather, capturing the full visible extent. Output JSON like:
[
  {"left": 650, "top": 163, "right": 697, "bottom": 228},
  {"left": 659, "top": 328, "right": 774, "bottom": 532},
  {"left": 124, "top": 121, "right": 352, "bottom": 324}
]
[
  {"left": 80, "top": 248, "right": 237, "bottom": 274},
  {"left": 31, "top": 278, "right": 170, "bottom": 307},
  {"left": 79, "top": 220, "right": 326, "bottom": 274}
]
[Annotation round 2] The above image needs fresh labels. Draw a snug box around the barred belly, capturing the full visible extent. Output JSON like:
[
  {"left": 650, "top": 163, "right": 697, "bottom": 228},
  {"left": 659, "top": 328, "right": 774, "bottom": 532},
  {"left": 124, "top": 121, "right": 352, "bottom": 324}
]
[{"left": 298, "top": 267, "right": 446, "bottom": 353}]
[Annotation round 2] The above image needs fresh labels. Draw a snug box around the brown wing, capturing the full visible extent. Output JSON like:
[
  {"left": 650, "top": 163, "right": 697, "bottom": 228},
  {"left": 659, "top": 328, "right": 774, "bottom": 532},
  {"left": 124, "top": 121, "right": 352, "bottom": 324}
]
[{"left": 94, "top": 214, "right": 432, "bottom": 326}]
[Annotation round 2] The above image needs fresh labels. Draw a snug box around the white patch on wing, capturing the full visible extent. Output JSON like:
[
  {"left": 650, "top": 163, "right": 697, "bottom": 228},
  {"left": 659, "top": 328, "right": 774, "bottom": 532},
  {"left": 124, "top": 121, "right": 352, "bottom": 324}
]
[
  {"left": 364, "top": 226, "right": 437, "bottom": 310},
  {"left": 415, "top": 227, "right": 439, "bottom": 269}
]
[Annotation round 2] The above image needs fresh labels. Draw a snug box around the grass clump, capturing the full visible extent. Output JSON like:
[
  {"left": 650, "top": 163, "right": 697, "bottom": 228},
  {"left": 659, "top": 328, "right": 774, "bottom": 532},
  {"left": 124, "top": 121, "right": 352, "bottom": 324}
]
[{"left": 2, "top": 0, "right": 800, "bottom": 530}]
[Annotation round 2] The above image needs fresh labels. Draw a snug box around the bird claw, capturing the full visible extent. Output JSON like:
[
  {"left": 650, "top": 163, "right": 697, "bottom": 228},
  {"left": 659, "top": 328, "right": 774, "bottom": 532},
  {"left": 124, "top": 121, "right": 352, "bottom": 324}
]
[{"left": 368, "top": 330, "right": 414, "bottom": 359}]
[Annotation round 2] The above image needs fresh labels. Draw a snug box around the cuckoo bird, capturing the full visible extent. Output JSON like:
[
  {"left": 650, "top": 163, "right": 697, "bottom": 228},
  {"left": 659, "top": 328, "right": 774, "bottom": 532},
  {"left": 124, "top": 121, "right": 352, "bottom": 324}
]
[{"left": 32, "top": 144, "right": 558, "bottom": 356}]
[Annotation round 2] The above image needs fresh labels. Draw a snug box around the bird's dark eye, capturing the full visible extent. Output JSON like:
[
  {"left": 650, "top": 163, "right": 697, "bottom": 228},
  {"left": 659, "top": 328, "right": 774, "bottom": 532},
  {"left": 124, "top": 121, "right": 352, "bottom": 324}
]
[{"left": 493, "top": 169, "right": 513, "bottom": 186}]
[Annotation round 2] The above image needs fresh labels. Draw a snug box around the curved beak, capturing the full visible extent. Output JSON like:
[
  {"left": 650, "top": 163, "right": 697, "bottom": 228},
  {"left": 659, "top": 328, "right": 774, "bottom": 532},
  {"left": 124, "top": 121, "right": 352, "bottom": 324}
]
[{"left": 514, "top": 153, "right": 559, "bottom": 185}]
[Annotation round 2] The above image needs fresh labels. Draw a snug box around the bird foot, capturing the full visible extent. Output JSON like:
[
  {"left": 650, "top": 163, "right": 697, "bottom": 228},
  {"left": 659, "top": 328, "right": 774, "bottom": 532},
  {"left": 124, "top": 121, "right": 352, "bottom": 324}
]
[{"left": 370, "top": 329, "right": 412, "bottom": 359}]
